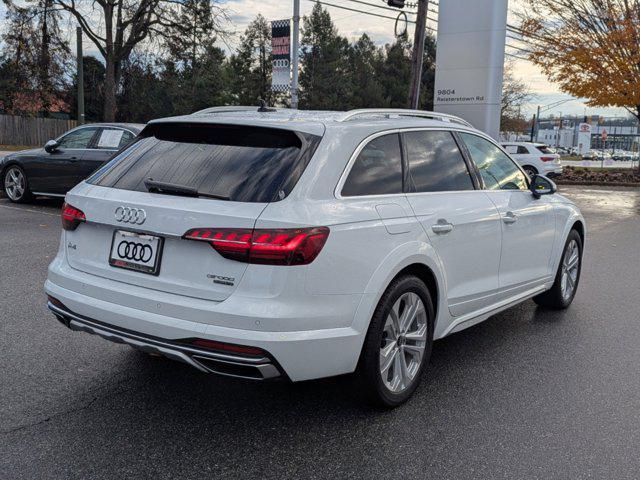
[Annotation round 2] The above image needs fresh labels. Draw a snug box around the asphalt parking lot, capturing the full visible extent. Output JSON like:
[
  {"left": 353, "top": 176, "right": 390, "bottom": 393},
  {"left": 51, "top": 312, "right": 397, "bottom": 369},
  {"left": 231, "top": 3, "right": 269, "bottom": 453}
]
[{"left": 1, "top": 185, "right": 639, "bottom": 479}]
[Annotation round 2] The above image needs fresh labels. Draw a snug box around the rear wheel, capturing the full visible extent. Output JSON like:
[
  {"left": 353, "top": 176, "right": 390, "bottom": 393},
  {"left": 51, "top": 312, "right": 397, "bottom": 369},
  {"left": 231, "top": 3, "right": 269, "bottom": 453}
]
[
  {"left": 355, "top": 275, "right": 434, "bottom": 408},
  {"left": 3, "top": 165, "right": 33, "bottom": 203},
  {"left": 534, "top": 229, "right": 582, "bottom": 309}
]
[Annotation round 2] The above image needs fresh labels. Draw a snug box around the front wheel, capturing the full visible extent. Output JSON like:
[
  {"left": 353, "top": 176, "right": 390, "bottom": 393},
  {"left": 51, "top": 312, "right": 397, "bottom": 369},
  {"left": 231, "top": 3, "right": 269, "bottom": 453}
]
[
  {"left": 355, "top": 275, "right": 434, "bottom": 408},
  {"left": 3, "top": 165, "right": 33, "bottom": 203},
  {"left": 534, "top": 229, "right": 583, "bottom": 309}
]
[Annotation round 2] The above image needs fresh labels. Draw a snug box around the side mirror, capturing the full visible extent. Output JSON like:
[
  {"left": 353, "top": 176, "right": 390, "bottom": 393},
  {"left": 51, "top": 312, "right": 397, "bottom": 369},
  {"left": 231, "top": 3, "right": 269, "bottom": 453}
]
[
  {"left": 44, "top": 139, "right": 59, "bottom": 153},
  {"left": 530, "top": 174, "right": 557, "bottom": 198}
]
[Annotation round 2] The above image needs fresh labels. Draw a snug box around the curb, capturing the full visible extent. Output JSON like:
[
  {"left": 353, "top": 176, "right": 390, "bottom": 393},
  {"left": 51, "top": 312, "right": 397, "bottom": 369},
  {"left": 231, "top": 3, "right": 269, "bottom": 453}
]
[{"left": 556, "top": 180, "right": 640, "bottom": 187}]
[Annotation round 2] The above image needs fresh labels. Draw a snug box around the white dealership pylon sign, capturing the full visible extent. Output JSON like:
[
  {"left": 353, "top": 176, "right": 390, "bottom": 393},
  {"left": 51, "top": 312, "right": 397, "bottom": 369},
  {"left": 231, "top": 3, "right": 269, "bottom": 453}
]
[
  {"left": 577, "top": 123, "right": 592, "bottom": 156},
  {"left": 433, "top": 0, "right": 509, "bottom": 139}
]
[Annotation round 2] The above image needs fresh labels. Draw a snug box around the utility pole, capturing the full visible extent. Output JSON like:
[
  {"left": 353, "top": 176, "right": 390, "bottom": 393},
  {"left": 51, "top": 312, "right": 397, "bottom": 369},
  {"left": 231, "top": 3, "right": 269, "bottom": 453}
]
[
  {"left": 408, "top": 0, "right": 429, "bottom": 109},
  {"left": 76, "top": 27, "right": 84, "bottom": 125},
  {"left": 534, "top": 104, "right": 541, "bottom": 142},
  {"left": 530, "top": 114, "right": 536, "bottom": 142},
  {"left": 291, "top": 0, "right": 301, "bottom": 109}
]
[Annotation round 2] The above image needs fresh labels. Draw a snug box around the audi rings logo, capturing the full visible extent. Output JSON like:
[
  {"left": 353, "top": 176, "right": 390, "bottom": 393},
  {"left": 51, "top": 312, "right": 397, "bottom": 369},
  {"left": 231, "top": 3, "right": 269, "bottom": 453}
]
[
  {"left": 115, "top": 206, "right": 146, "bottom": 225},
  {"left": 117, "top": 241, "right": 153, "bottom": 263}
]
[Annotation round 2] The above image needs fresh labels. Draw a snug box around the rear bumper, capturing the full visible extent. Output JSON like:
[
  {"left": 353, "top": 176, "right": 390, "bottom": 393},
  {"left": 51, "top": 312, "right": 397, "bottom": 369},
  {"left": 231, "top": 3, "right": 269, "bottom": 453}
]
[
  {"left": 48, "top": 301, "right": 283, "bottom": 380},
  {"left": 543, "top": 164, "right": 563, "bottom": 177},
  {"left": 45, "top": 258, "right": 367, "bottom": 381}
]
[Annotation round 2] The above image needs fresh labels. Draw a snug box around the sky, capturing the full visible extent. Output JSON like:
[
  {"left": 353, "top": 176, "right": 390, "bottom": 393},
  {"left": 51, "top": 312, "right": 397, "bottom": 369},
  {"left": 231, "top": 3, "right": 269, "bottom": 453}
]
[{"left": 0, "top": 0, "right": 630, "bottom": 119}]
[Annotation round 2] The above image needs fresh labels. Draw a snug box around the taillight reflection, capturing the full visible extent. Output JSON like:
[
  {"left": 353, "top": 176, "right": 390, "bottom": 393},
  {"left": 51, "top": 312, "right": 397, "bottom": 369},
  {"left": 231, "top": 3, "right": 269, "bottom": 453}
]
[{"left": 183, "top": 227, "right": 330, "bottom": 266}]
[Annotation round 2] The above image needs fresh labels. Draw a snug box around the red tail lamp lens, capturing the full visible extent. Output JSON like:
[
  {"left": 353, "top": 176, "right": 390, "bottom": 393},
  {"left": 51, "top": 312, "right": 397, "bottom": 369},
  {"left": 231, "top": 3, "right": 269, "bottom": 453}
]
[
  {"left": 191, "top": 339, "right": 266, "bottom": 357},
  {"left": 61, "top": 202, "right": 86, "bottom": 231},
  {"left": 540, "top": 156, "right": 555, "bottom": 162},
  {"left": 183, "top": 227, "right": 330, "bottom": 266}
]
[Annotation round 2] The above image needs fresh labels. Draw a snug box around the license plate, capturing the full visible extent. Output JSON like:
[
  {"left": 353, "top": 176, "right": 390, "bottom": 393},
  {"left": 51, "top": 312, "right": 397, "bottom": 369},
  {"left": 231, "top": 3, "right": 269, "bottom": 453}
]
[{"left": 109, "top": 230, "right": 164, "bottom": 275}]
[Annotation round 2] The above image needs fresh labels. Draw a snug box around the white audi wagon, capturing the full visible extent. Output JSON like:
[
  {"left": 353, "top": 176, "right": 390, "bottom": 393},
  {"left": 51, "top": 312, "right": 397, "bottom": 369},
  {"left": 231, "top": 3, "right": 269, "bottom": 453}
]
[{"left": 45, "top": 108, "right": 585, "bottom": 406}]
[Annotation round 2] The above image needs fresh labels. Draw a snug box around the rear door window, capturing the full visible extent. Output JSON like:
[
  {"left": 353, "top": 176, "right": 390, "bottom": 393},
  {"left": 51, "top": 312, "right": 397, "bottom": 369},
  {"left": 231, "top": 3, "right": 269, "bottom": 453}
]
[
  {"left": 89, "top": 123, "right": 320, "bottom": 203},
  {"left": 404, "top": 130, "right": 474, "bottom": 192},
  {"left": 341, "top": 133, "right": 403, "bottom": 197},
  {"left": 94, "top": 128, "right": 135, "bottom": 150}
]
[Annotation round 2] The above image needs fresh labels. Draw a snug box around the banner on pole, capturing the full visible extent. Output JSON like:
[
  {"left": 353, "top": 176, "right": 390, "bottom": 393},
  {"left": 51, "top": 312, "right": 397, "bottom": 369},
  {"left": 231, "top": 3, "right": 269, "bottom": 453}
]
[{"left": 271, "top": 19, "right": 291, "bottom": 92}]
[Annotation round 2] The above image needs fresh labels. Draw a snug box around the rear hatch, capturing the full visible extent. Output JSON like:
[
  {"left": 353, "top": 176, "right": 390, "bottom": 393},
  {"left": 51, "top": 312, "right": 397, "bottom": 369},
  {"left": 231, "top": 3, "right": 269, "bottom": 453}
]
[{"left": 64, "top": 122, "right": 321, "bottom": 302}]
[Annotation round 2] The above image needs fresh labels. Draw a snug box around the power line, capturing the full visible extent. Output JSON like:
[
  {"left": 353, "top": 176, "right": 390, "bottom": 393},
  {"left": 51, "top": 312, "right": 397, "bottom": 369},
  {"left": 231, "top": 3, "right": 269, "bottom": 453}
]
[
  {"left": 346, "top": 0, "right": 417, "bottom": 15},
  {"left": 505, "top": 43, "right": 534, "bottom": 55},
  {"left": 306, "top": 0, "right": 415, "bottom": 24},
  {"left": 306, "top": 0, "right": 439, "bottom": 32},
  {"left": 505, "top": 52, "right": 531, "bottom": 62}
]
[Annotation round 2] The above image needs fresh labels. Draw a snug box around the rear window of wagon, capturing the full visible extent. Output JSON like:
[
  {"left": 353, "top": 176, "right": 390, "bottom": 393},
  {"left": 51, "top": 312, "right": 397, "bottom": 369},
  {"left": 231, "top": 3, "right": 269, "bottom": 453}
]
[{"left": 88, "top": 123, "right": 322, "bottom": 203}]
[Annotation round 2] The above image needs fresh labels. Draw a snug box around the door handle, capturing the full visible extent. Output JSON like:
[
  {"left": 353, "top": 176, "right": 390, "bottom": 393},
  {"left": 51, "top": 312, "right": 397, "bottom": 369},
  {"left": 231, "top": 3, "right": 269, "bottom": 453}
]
[
  {"left": 68, "top": 157, "right": 79, "bottom": 162},
  {"left": 502, "top": 211, "right": 518, "bottom": 224},
  {"left": 431, "top": 219, "right": 454, "bottom": 234}
]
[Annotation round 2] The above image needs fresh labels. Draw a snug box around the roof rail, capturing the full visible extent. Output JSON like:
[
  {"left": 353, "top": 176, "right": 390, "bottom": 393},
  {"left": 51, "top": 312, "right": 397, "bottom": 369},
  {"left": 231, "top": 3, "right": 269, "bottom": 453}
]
[
  {"left": 191, "top": 106, "right": 259, "bottom": 115},
  {"left": 337, "top": 109, "right": 474, "bottom": 127}
]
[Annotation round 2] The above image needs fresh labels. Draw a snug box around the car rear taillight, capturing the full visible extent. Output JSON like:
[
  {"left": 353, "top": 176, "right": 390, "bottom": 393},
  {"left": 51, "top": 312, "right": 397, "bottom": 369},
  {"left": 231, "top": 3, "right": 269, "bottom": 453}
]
[
  {"left": 61, "top": 202, "right": 86, "bottom": 231},
  {"left": 183, "top": 227, "right": 330, "bottom": 266},
  {"left": 540, "top": 156, "right": 556, "bottom": 162}
]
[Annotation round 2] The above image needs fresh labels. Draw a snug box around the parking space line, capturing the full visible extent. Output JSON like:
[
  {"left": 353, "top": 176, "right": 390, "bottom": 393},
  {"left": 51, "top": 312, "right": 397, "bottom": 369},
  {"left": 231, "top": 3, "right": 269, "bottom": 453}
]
[{"left": 0, "top": 204, "right": 59, "bottom": 217}]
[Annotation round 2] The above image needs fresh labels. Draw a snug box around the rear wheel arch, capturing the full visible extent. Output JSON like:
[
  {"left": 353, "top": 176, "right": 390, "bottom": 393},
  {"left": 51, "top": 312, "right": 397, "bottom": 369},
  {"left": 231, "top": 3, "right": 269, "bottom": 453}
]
[{"left": 393, "top": 263, "right": 439, "bottom": 324}]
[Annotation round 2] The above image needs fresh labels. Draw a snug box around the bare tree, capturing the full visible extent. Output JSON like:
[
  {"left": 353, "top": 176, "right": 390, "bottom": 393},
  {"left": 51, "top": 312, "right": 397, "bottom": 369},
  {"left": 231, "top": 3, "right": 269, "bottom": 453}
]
[
  {"left": 501, "top": 61, "right": 534, "bottom": 132},
  {"left": 49, "top": 0, "right": 228, "bottom": 120}
]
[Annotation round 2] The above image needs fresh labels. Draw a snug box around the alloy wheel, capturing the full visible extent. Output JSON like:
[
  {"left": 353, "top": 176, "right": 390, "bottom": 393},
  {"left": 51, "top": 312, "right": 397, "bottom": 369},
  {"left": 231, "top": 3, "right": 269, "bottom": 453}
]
[
  {"left": 4, "top": 167, "right": 26, "bottom": 201},
  {"left": 379, "top": 292, "right": 428, "bottom": 393},
  {"left": 560, "top": 239, "right": 580, "bottom": 301}
]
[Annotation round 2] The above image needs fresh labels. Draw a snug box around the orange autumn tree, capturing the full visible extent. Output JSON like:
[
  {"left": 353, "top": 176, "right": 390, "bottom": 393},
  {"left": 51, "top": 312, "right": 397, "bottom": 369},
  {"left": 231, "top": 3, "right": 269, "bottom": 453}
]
[{"left": 519, "top": 0, "right": 640, "bottom": 121}]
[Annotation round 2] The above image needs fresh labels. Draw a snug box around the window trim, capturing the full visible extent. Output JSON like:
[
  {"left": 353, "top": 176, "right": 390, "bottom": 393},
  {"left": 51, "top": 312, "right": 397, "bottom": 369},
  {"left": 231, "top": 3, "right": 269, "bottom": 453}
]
[
  {"left": 55, "top": 125, "right": 137, "bottom": 152},
  {"left": 335, "top": 126, "right": 484, "bottom": 200}
]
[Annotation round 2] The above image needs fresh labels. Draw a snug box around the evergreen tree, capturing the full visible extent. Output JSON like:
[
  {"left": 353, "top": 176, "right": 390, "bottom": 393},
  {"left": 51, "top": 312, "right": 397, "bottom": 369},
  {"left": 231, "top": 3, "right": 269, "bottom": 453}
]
[
  {"left": 229, "top": 14, "right": 273, "bottom": 105},
  {"left": 67, "top": 56, "right": 106, "bottom": 122},
  {"left": 418, "top": 35, "right": 437, "bottom": 111},
  {"left": 163, "top": 0, "right": 231, "bottom": 114},
  {"left": 299, "top": 4, "right": 352, "bottom": 110},
  {"left": 347, "top": 33, "right": 386, "bottom": 109},
  {"left": 379, "top": 33, "right": 412, "bottom": 108}
]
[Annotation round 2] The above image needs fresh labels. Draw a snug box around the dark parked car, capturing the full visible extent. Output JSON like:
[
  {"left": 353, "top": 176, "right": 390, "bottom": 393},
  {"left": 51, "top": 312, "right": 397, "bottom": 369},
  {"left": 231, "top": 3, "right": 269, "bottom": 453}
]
[{"left": 1, "top": 123, "right": 143, "bottom": 203}]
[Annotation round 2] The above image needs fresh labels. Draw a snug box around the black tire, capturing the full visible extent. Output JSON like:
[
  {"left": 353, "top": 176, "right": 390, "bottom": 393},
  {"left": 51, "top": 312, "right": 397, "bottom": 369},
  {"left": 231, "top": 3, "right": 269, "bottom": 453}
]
[
  {"left": 355, "top": 275, "right": 434, "bottom": 408},
  {"left": 3, "top": 165, "right": 33, "bottom": 203},
  {"left": 534, "top": 229, "right": 583, "bottom": 309},
  {"left": 523, "top": 165, "right": 538, "bottom": 177}
]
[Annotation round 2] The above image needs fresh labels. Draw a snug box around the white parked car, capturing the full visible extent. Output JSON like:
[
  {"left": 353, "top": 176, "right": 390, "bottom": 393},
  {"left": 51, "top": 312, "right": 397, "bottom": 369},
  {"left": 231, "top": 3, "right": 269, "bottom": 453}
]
[
  {"left": 501, "top": 142, "right": 563, "bottom": 178},
  {"left": 45, "top": 108, "right": 585, "bottom": 407}
]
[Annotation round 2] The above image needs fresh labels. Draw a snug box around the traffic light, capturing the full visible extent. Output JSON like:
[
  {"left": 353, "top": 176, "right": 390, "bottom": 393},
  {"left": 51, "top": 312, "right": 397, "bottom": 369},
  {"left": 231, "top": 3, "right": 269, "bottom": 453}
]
[{"left": 387, "top": 0, "right": 405, "bottom": 7}]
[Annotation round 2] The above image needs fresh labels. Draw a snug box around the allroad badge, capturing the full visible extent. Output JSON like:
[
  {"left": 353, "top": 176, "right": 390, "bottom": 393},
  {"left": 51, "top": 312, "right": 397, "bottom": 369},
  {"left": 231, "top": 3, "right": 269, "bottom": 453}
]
[{"left": 115, "top": 206, "right": 146, "bottom": 225}]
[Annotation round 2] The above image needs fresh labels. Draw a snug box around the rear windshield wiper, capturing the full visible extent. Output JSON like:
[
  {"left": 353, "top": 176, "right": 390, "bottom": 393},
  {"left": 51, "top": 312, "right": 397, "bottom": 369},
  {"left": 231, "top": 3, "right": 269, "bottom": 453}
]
[{"left": 144, "top": 178, "right": 230, "bottom": 201}]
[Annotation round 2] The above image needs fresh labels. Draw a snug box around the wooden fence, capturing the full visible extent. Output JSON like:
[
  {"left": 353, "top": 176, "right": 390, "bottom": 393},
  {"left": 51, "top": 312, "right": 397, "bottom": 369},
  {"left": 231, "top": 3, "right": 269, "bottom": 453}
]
[{"left": 0, "top": 114, "right": 77, "bottom": 147}]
